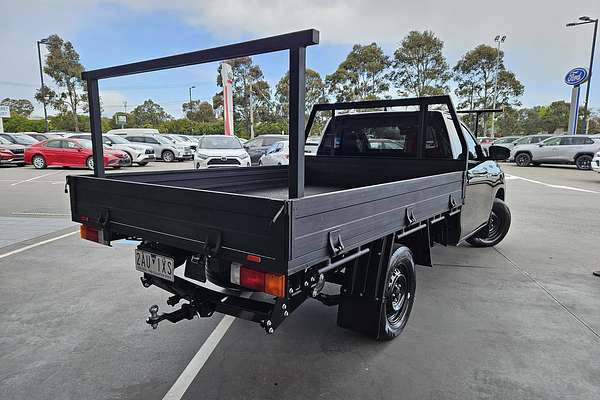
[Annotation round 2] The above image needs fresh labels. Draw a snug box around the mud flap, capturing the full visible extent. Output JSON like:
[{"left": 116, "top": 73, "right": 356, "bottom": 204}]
[{"left": 336, "top": 234, "right": 394, "bottom": 339}]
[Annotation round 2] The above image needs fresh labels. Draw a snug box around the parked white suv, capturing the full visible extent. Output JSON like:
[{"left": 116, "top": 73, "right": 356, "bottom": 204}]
[
  {"left": 124, "top": 133, "right": 192, "bottom": 162},
  {"left": 194, "top": 135, "right": 250, "bottom": 168},
  {"left": 67, "top": 133, "right": 155, "bottom": 166},
  {"left": 511, "top": 135, "right": 600, "bottom": 170}
]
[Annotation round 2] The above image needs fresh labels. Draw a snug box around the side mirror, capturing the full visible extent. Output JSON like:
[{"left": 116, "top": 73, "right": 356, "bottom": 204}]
[
  {"left": 77, "top": 147, "right": 83, "bottom": 152},
  {"left": 487, "top": 145, "right": 510, "bottom": 161},
  {"left": 538, "top": 143, "right": 544, "bottom": 147}
]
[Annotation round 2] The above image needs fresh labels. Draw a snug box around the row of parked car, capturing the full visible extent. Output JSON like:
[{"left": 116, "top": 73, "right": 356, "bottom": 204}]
[
  {"left": 0, "top": 129, "right": 321, "bottom": 171},
  {"left": 479, "top": 134, "right": 600, "bottom": 171}
]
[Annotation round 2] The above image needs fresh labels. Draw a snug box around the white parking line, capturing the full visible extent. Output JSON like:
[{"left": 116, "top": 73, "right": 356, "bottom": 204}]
[
  {"left": 506, "top": 174, "right": 600, "bottom": 194},
  {"left": 11, "top": 212, "right": 70, "bottom": 217},
  {"left": 162, "top": 315, "right": 236, "bottom": 400},
  {"left": 10, "top": 171, "right": 60, "bottom": 186},
  {"left": 0, "top": 230, "right": 78, "bottom": 260}
]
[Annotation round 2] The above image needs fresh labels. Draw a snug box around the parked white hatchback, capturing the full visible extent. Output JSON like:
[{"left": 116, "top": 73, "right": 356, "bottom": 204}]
[
  {"left": 259, "top": 141, "right": 289, "bottom": 166},
  {"left": 194, "top": 135, "right": 250, "bottom": 169}
]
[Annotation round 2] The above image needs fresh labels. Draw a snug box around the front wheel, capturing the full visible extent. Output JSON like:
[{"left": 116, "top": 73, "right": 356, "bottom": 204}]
[
  {"left": 515, "top": 153, "right": 531, "bottom": 167},
  {"left": 32, "top": 155, "right": 47, "bottom": 169},
  {"left": 467, "top": 198, "right": 511, "bottom": 247},
  {"left": 162, "top": 150, "right": 175, "bottom": 162},
  {"left": 575, "top": 154, "right": 592, "bottom": 170},
  {"left": 378, "top": 245, "right": 416, "bottom": 341},
  {"left": 86, "top": 157, "right": 94, "bottom": 170}
]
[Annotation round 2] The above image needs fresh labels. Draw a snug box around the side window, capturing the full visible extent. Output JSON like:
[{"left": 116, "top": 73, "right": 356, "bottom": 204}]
[
  {"left": 145, "top": 137, "right": 159, "bottom": 144},
  {"left": 263, "top": 137, "right": 280, "bottom": 147},
  {"left": 543, "top": 137, "right": 561, "bottom": 146},
  {"left": 559, "top": 137, "right": 573, "bottom": 145},
  {"left": 127, "top": 136, "right": 141, "bottom": 143},
  {"left": 45, "top": 140, "right": 62, "bottom": 148},
  {"left": 0, "top": 134, "right": 14, "bottom": 143},
  {"left": 64, "top": 141, "right": 79, "bottom": 149},
  {"left": 585, "top": 138, "right": 595, "bottom": 144}
]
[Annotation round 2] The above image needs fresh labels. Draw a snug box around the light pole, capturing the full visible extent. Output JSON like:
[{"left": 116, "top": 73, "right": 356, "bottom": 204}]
[
  {"left": 567, "top": 16, "right": 598, "bottom": 134},
  {"left": 491, "top": 34, "right": 506, "bottom": 139},
  {"left": 188, "top": 85, "right": 195, "bottom": 105},
  {"left": 36, "top": 38, "right": 49, "bottom": 132}
]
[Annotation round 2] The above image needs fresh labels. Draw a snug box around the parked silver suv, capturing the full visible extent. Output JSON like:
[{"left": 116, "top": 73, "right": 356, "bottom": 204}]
[
  {"left": 124, "top": 134, "right": 192, "bottom": 162},
  {"left": 511, "top": 135, "right": 600, "bottom": 170}
]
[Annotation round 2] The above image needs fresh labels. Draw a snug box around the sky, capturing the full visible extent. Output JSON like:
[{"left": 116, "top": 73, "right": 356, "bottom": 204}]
[{"left": 1, "top": 0, "right": 599, "bottom": 119}]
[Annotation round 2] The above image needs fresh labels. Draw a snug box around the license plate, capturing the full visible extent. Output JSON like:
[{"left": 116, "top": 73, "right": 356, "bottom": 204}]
[{"left": 135, "top": 249, "right": 175, "bottom": 281}]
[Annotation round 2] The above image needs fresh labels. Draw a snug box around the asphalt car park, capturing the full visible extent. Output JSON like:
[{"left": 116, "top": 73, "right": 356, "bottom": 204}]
[{"left": 0, "top": 163, "right": 599, "bottom": 399}]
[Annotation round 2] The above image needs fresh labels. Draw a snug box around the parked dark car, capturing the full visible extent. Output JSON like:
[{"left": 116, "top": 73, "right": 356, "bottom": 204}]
[
  {"left": 243, "top": 134, "right": 289, "bottom": 164},
  {"left": 0, "top": 133, "right": 39, "bottom": 146},
  {"left": 24, "top": 133, "right": 63, "bottom": 142}
]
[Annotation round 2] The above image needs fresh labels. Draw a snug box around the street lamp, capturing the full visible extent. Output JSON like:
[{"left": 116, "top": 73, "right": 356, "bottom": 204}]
[
  {"left": 491, "top": 34, "right": 506, "bottom": 139},
  {"left": 566, "top": 16, "right": 598, "bottom": 134},
  {"left": 36, "top": 38, "right": 49, "bottom": 132},
  {"left": 188, "top": 85, "right": 195, "bottom": 105}
]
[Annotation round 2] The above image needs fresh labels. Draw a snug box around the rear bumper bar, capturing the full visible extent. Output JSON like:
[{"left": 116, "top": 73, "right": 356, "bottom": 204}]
[{"left": 142, "top": 273, "right": 306, "bottom": 333}]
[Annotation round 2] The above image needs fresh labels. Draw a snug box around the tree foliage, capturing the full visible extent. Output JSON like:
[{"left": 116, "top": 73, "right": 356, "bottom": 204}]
[
  {"left": 34, "top": 34, "right": 86, "bottom": 131},
  {"left": 326, "top": 43, "right": 390, "bottom": 101},
  {"left": 1, "top": 98, "right": 34, "bottom": 117},
  {"left": 390, "top": 31, "right": 451, "bottom": 97},
  {"left": 453, "top": 45, "right": 524, "bottom": 111},
  {"left": 130, "top": 99, "right": 172, "bottom": 127},
  {"left": 275, "top": 69, "right": 327, "bottom": 118},
  {"left": 182, "top": 100, "right": 215, "bottom": 122}
]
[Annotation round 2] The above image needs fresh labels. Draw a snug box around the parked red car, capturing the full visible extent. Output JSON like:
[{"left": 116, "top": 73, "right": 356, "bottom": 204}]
[{"left": 25, "top": 138, "right": 129, "bottom": 169}]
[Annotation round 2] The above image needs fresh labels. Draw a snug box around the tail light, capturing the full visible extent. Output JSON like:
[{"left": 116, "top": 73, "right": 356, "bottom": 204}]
[
  {"left": 80, "top": 225, "right": 109, "bottom": 245},
  {"left": 230, "top": 263, "right": 285, "bottom": 297}
]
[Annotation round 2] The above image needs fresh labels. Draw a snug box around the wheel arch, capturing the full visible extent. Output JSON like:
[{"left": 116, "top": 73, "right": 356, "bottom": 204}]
[
  {"left": 573, "top": 152, "right": 594, "bottom": 161},
  {"left": 494, "top": 187, "right": 505, "bottom": 200}
]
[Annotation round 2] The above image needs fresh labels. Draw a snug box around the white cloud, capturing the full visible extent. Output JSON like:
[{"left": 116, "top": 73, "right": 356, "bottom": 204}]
[
  {"left": 118, "top": 0, "right": 600, "bottom": 106},
  {"left": 1, "top": 0, "right": 599, "bottom": 112}
]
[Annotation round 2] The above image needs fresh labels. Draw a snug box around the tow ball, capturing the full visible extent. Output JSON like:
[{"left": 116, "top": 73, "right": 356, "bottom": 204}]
[{"left": 146, "top": 303, "right": 197, "bottom": 329}]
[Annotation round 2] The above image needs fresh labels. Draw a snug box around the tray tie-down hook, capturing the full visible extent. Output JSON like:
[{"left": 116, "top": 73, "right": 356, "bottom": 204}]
[{"left": 328, "top": 229, "right": 345, "bottom": 257}]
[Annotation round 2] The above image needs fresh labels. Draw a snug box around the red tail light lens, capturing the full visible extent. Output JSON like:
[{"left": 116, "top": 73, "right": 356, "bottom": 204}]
[
  {"left": 231, "top": 263, "right": 285, "bottom": 297},
  {"left": 80, "top": 225, "right": 109, "bottom": 245}
]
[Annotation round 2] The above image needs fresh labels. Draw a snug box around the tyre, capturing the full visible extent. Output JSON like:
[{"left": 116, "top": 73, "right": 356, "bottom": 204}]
[
  {"left": 137, "top": 162, "right": 148, "bottom": 167},
  {"left": 515, "top": 152, "right": 531, "bottom": 167},
  {"left": 123, "top": 152, "right": 133, "bottom": 167},
  {"left": 467, "top": 198, "right": 511, "bottom": 247},
  {"left": 86, "top": 157, "right": 94, "bottom": 170},
  {"left": 162, "top": 150, "right": 175, "bottom": 162},
  {"left": 575, "top": 154, "right": 592, "bottom": 170},
  {"left": 32, "top": 155, "right": 47, "bottom": 169},
  {"left": 377, "top": 245, "right": 416, "bottom": 341}
]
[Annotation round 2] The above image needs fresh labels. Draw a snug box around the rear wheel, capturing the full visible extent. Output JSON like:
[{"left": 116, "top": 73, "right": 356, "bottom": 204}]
[
  {"left": 467, "top": 198, "right": 511, "bottom": 247},
  {"left": 162, "top": 150, "right": 175, "bottom": 162},
  {"left": 378, "top": 245, "right": 416, "bottom": 341},
  {"left": 86, "top": 157, "right": 94, "bottom": 170},
  {"left": 32, "top": 155, "right": 47, "bottom": 169},
  {"left": 575, "top": 154, "right": 592, "bottom": 170},
  {"left": 515, "top": 153, "right": 531, "bottom": 167}
]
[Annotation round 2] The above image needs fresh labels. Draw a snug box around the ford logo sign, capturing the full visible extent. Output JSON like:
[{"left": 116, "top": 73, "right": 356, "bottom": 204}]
[{"left": 564, "top": 67, "right": 589, "bottom": 86}]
